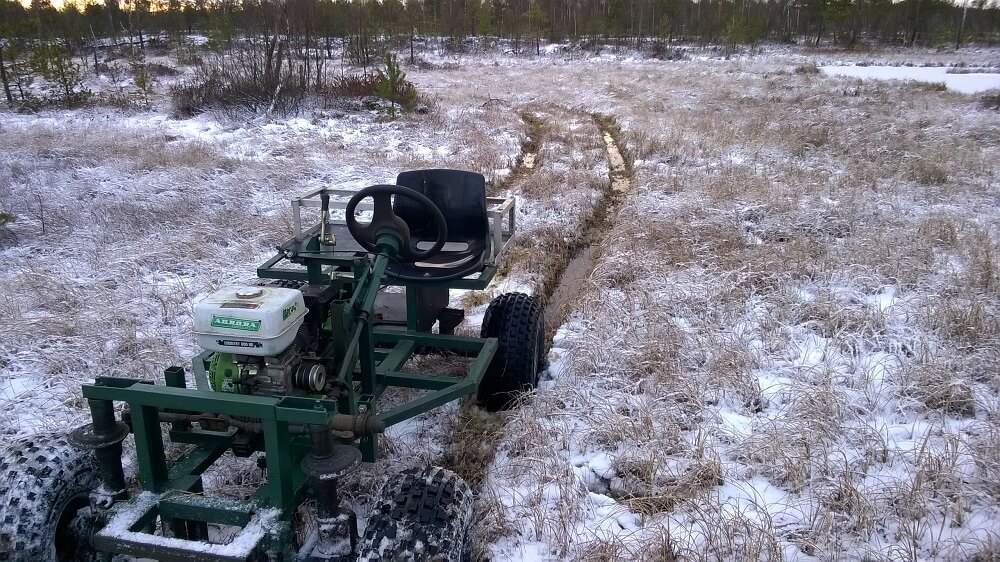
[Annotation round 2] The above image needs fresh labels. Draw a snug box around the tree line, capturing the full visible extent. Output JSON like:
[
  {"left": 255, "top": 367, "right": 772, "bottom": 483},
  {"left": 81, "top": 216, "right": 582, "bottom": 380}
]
[
  {"left": 2, "top": 0, "right": 999, "bottom": 55},
  {"left": 1, "top": 0, "right": 998, "bottom": 109}
]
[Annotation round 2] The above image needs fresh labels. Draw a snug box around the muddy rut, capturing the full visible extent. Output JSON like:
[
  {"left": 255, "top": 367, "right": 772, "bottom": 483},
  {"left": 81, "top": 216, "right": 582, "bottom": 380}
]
[
  {"left": 543, "top": 113, "right": 634, "bottom": 334},
  {"left": 488, "top": 110, "right": 546, "bottom": 196},
  {"left": 442, "top": 109, "right": 635, "bottom": 536}
]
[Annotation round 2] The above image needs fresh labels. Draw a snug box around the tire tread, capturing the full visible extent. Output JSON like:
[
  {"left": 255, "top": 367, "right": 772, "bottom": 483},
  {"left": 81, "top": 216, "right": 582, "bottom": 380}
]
[
  {"left": 477, "top": 292, "right": 545, "bottom": 411},
  {"left": 357, "top": 466, "right": 474, "bottom": 562},
  {"left": 0, "top": 433, "right": 100, "bottom": 562}
]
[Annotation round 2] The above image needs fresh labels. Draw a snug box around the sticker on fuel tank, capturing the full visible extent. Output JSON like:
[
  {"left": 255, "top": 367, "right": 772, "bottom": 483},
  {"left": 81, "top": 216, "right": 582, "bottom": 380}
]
[
  {"left": 211, "top": 316, "right": 261, "bottom": 331},
  {"left": 216, "top": 339, "right": 264, "bottom": 348}
]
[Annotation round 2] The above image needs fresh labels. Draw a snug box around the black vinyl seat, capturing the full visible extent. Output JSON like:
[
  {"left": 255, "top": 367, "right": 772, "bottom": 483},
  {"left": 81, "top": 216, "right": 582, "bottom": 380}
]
[{"left": 389, "top": 169, "right": 491, "bottom": 281}]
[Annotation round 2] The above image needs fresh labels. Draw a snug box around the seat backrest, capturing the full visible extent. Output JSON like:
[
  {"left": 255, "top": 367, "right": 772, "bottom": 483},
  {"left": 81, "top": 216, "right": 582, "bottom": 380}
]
[{"left": 394, "top": 169, "right": 488, "bottom": 241}]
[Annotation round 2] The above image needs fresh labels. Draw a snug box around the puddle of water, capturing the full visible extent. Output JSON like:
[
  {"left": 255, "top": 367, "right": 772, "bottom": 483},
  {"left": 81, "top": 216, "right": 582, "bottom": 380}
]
[
  {"left": 522, "top": 153, "right": 536, "bottom": 170},
  {"left": 603, "top": 133, "right": 626, "bottom": 170},
  {"left": 602, "top": 132, "right": 630, "bottom": 192},
  {"left": 544, "top": 120, "right": 632, "bottom": 330},
  {"left": 820, "top": 65, "right": 1000, "bottom": 94},
  {"left": 545, "top": 246, "right": 594, "bottom": 330}
]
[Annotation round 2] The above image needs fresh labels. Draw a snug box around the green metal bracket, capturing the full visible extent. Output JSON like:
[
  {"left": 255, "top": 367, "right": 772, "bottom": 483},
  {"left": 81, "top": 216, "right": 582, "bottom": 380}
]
[
  {"left": 82, "top": 379, "right": 335, "bottom": 513},
  {"left": 158, "top": 493, "right": 256, "bottom": 527},
  {"left": 377, "top": 337, "right": 496, "bottom": 427},
  {"left": 92, "top": 491, "right": 278, "bottom": 562}
]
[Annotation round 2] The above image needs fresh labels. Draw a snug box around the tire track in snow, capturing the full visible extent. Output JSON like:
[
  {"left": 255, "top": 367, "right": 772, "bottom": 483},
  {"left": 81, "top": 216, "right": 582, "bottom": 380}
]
[
  {"left": 543, "top": 112, "right": 635, "bottom": 336},
  {"left": 442, "top": 110, "right": 636, "bottom": 559},
  {"left": 440, "top": 109, "right": 553, "bottom": 559}
]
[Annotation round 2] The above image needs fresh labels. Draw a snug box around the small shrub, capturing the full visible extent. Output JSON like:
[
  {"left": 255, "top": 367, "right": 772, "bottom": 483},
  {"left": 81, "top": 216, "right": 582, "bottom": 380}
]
[
  {"left": 321, "top": 57, "right": 419, "bottom": 118},
  {"left": 0, "top": 212, "right": 17, "bottom": 246},
  {"left": 947, "top": 67, "right": 991, "bottom": 75},
  {"left": 170, "top": 44, "right": 306, "bottom": 118},
  {"left": 981, "top": 89, "right": 1000, "bottom": 111},
  {"left": 1, "top": 42, "right": 38, "bottom": 109},
  {"left": 29, "top": 43, "right": 90, "bottom": 107},
  {"left": 916, "top": 81, "right": 947, "bottom": 92},
  {"left": 725, "top": 15, "right": 766, "bottom": 47},
  {"left": 326, "top": 73, "right": 380, "bottom": 98},
  {"left": 175, "top": 47, "right": 204, "bottom": 67},
  {"left": 143, "top": 62, "right": 179, "bottom": 77},
  {"left": 905, "top": 158, "right": 948, "bottom": 185},
  {"left": 171, "top": 71, "right": 225, "bottom": 116},
  {"left": 794, "top": 62, "right": 820, "bottom": 74},
  {"left": 651, "top": 40, "right": 686, "bottom": 60},
  {"left": 102, "top": 89, "right": 147, "bottom": 110},
  {"left": 99, "top": 62, "right": 129, "bottom": 84},
  {"left": 134, "top": 67, "right": 154, "bottom": 108},
  {"left": 14, "top": 92, "right": 44, "bottom": 112}
]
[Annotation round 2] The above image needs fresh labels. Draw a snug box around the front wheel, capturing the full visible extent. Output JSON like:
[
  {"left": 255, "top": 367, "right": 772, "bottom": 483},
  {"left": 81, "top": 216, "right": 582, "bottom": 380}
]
[
  {"left": 357, "top": 466, "right": 474, "bottom": 562},
  {"left": 476, "top": 292, "right": 546, "bottom": 411},
  {"left": 0, "top": 433, "right": 102, "bottom": 562}
]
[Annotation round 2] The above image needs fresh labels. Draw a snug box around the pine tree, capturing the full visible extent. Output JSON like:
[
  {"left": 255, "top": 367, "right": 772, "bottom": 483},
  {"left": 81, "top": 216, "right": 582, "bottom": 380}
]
[
  {"left": 523, "top": 2, "right": 548, "bottom": 54},
  {"left": 374, "top": 52, "right": 415, "bottom": 118},
  {"left": 30, "top": 42, "right": 87, "bottom": 106}
]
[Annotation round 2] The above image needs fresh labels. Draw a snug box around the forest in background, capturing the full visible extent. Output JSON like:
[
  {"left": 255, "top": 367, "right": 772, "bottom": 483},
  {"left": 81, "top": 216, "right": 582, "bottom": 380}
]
[
  {"left": 1, "top": 0, "right": 999, "bottom": 112},
  {"left": 2, "top": 0, "right": 1000, "bottom": 56}
]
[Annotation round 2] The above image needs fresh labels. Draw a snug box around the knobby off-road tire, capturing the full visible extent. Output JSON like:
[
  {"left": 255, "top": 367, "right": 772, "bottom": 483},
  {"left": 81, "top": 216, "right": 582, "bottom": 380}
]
[
  {"left": 357, "top": 466, "right": 474, "bottom": 562},
  {"left": 477, "top": 292, "right": 546, "bottom": 411},
  {"left": 0, "top": 432, "right": 102, "bottom": 562}
]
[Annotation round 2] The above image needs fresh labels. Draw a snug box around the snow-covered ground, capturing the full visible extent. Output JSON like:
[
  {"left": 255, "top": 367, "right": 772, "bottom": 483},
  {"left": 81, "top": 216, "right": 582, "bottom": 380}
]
[{"left": 1, "top": 44, "right": 998, "bottom": 561}]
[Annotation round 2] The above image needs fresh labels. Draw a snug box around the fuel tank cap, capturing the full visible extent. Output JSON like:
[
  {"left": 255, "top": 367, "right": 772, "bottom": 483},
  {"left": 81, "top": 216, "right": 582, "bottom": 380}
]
[{"left": 235, "top": 288, "right": 264, "bottom": 299}]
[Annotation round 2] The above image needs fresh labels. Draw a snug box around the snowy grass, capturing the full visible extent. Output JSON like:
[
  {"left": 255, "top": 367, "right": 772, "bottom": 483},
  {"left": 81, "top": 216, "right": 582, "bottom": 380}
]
[
  {"left": 412, "top": 55, "right": 1000, "bottom": 561},
  {"left": 0, "top": 82, "right": 523, "bottom": 440},
  {"left": 1, "top": 46, "right": 998, "bottom": 561}
]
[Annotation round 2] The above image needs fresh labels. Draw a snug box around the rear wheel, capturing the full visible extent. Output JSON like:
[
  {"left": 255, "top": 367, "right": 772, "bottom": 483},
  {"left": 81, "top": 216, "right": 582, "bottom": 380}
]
[
  {"left": 357, "top": 466, "right": 474, "bottom": 562},
  {"left": 0, "top": 433, "right": 102, "bottom": 562},
  {"left": 477, "top": 292, "right": 546, "bottom": 411}
]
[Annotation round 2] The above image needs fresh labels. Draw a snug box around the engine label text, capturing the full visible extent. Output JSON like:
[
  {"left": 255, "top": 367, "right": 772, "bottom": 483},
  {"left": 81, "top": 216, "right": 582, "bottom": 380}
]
[{"left": 211, "top": 316, "right": 261, "bottom": 331}]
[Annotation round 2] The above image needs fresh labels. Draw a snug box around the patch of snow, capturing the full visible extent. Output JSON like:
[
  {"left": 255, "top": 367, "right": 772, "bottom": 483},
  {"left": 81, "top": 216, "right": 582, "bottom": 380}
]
[{"left": 821, "top": 65, "right": 1000, "bottom": 94}]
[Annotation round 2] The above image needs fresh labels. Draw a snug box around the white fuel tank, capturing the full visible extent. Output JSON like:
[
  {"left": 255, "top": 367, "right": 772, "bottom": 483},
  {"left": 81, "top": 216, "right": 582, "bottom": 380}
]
[{"left": 193, "top": 286, "right": 306, "bottom": 356}]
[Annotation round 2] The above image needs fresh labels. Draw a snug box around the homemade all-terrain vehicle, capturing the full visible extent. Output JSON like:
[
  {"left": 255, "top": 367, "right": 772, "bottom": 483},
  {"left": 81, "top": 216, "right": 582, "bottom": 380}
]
[{"left": 0, "top": 169, "right": 547, "bottom": 561}]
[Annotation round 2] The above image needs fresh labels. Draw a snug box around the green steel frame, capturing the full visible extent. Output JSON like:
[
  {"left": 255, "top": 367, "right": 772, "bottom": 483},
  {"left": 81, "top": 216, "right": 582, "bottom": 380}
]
[{"left": 78, "top": 226, "right": 501, "bottom": 561}]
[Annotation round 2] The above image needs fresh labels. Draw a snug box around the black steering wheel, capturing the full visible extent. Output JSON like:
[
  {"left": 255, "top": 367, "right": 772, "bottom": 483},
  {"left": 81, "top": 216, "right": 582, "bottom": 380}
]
[{"left": 345, "top": 184, "right": 448, "bottom": 263}]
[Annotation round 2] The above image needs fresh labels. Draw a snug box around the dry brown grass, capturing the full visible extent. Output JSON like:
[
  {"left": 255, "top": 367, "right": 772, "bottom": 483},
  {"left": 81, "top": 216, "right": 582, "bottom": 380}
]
[
  {"left": 929, "top": 296, "right": 1000, "bottom": 350},
  {"left": 498, "top": 227, "right": 573, "bottom": 290},
  {"left": 427, "top": 51, "right": 1000, "bottom": 560},
  {"left": 443, "top": 403, "right": 508, "bottom": 489},
  {"left": 2, "top": 47, "right": 997, "bottom": 560},
  {"left": 969, "top": 419, "right": 1000, "bottom": 502},
  {"left": 901, "top": 362, "right": 976, "bottom": 416}
]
